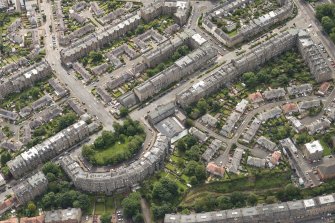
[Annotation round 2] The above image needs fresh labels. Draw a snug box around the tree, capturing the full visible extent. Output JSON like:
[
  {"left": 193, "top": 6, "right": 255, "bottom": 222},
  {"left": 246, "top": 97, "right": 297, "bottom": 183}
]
[
  {"left": 94, "top": 136, "right": 106, "bottom": 150},
  {"left": 184, "top": 161, "right": 206, "bottom": 185},
  {"left": 27, "top": 201, "right": 37, "bottom": 212},
  {"left": 196, "top": 99, "right": 208, "bottom": 115},
  {"left": 321, "top": 16, "right": 334, "bottom": 33},
  {"left": 247, "top": 193, "right": 258, "bottom": 206},
  {"left": 122, "top": 192, "right": 141, "bottom": 218},
  {"left": 119, "top": 107, "right": 129, "bottom": 118},
  {"left": 42, "top": 162, "right": 61, "bottom": 176},
  {"left": 0, "top": 151, "right": 11, "bottom": 166},
  {"left": 152, "top": 178, "right": 179, "bottom": 203},
  {"left": 89, "top": 51, "right": 103, "bottom": 64},
  {"left": 242, "top": 72, "right": 258, "bottom": 87},
  {"left": 100, "top": 213, "right": 111, "bottom": 223}
]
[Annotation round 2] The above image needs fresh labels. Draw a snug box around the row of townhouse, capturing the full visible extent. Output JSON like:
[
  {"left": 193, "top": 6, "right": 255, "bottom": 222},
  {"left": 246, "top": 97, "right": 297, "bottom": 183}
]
[
  {"left": 60, "top": 12, "right": 141, "bottom": 65},
  {"left": 59, "top": 23, "right": 95, "bottom": 46},
  {"left": 0, "top": 61, "right": 51, "bottom": 100},
  {"left": 7, "top": 120, "right": 98, "bottom": 179},
  {"left": 140, "top": 0, "right": 190, "bottom": 26},
  {"left": 141, "top": 29, "right": 206, "bottom": 69},
  {"left": 60, "top": 1, "right": 190, "bottom": 64},
  {"left": 60, "top": 134, "right": 170, "bottom": 194},
  {"left": 176, "top": 29, "right": 333, "bottom": 108},
  {"left": 12, "top": 171, "right": 48, "bottom": 205},
  {"left": 202, "top": 0, "right": 294, "bottom": 47},
  {"left": 165, "top": 194, "right": 335, "bottom": 223},
  {"left": 0, "top": 58, "right": 28, "bottom": 77},
  {"left": 129, "top": 43, "right": 217, "bottom": 104}
]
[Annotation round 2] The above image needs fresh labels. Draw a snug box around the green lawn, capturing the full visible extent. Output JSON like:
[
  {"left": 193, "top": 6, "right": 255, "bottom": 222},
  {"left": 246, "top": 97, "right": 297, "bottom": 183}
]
[
  {"left": 93, "top": 138, "right": 131, "bottom": 165},
  {"left": 320, "top": 139, "right": 333, "bottom": 156}
]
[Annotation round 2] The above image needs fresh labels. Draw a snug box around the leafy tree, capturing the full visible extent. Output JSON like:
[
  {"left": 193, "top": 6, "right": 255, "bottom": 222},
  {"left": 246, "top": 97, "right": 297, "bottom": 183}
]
[
  {"left": 122, "top": 192, "right": 141, "bottom": 219},
  {"left": 119, "top": 106, "right": 129, "bottom": 118},
  {"left": 152, "top": 178, "right": 179, "bottom": 203},
  {"left": 0, "top": 151, "right": 11, "bottom": 166},
  {"left": 184, "top": 161, "right": 206, "bottom": 185},
  {"left": 242, "top": 72, "right": 257, "bottom": 87},
  {"left": 321, "top": 16, "right": 334, "bottom": 33},
  {"left": 100, "top": 213, "right": 111, "bottom": 223},
  {"left": 42, "top": 162, "right": 61, "bottom": 176}
]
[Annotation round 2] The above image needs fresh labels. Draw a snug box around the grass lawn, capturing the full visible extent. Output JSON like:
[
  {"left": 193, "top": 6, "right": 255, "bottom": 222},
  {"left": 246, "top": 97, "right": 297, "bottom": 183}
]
[
  {"left": 320, "top": 139, "right": 333, "bottom": 156},
  {"left": 93, "top": 138, "right": 131, "bottom": 165}
]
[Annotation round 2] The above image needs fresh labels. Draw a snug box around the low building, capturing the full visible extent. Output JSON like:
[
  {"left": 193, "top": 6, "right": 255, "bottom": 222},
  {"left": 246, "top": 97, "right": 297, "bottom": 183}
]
[
  {"left": 235, "top": 99, "right": 249, "bottom": 113},
  {"left": 317, "top": 82, "right": 331, "bottom": 96},
  {"left": 248, "top": 92, "right": 264, "bottom": 103},
  {"left": 317, "top": 158, "right": 335, "bottom": 180},
  {"left": 282, "top": 103, "right": 299, "bottom": 114},
  {"left": 247, "top": 156, "right": 266, "bottom": 168},
  {"left": 189, "top": 127, "right": 208, "bottom": 142},
  {"left": 257, "top": 136, "right": 277, "bottom": 151},
  {"left": 303, "top": 140, "right": 323, "bottom": 161},
  {"left": 45, "top": 208, "right": 82, "bottom": 223},
  {"left": 201, "top": 114, "right": 218, "bottom": 128},
  {"left": 148, "top": 102, "right": 175, "bottom": 125},
  {"left": 263, "top": 88, "right": 286, "bottom": 100},
  {"left": 202, "top": 139, "right": 222, "bottom": 162},
  {"left": 228, "top": 148, "right": 243, "bottom": 174},
  {"left": 270, "top": 151, "right": 282, "bottom": 165},
  {"left": 206, "top": 162, "right": 225, "bottom": 177}
]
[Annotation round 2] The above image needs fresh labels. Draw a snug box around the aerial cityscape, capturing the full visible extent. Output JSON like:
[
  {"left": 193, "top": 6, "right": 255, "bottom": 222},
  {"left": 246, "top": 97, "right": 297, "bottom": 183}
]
[{"left": 0, "top": 0, "right": 335, "bottom": 222}]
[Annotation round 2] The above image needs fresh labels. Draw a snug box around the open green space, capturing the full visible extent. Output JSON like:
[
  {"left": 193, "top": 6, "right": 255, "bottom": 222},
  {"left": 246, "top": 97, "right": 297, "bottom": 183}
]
[{"left": 82, "top": 119, "right": 145, "bottom": 166}]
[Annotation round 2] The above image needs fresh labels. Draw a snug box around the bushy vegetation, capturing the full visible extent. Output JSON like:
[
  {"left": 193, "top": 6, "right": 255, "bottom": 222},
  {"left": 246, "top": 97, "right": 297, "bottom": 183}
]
[
  {"left": 82, "top": 119, "right": 145, "bottom": 166},
  {"left": 40, "top": 162, "right": 91, "bottom": 212},
  {"left": 316, "top": 3, "right": 335, "bottom": 43},
  {"left": 140, "top": 177, "right": 180, "bottom": 220},
  {"left": 121, "top": 192, "right": 143, "bottom": 223},
  {"left": 242, "top": 50, "right": 314, "bottom": 89}
]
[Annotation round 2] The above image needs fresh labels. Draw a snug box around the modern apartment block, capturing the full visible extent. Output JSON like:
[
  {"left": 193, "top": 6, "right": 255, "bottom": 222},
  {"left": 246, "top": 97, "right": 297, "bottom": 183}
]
[
  {"left": 12, "top": 171, "right": 48, "bottom": 205},
  {"left": 0, "top": 61, "right": 51, "bottom": 100},
  {"left": 7, "top": 121, "right": 98, "bottom": 179},
  {"left": 176, "top": 29, "right": 333, "bottom": 108},
  {"left": 202, "top": 0, "right": 294, "bottom": 47},
  {"left": 60, "top": 134, "right": 170, "bottom": 194},
  {"left": 165, "top": 194, "right": 335, "bottom": 223}
]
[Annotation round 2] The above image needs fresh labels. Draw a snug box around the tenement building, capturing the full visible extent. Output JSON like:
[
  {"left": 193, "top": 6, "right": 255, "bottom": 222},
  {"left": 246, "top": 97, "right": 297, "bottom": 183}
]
[
  {"left": 130, "top": 43, "right": 217, "bottom": 103},
  {"left": 60, "top": 134, "right": 170, "bottom": 194},
  {"left": 12, "top": 171, "right": 48, "bottom": 205},
  {"left": 60, "top": 1, "right": 190, "bottom": 65},
  {"left": 165, "top": 194, "right": 335, "bottom": 223},
  {"left": 0, "top": 61, "right": 51, "bottom": 100},
  {"left": 176, "top": 29, "right": 333, "bottom": 108},
  {"left": 7, "top": 121, "right": 98, "bottom": 179},
  {"left": 202, "top": 0, "right": 294, "bottom": 47}
]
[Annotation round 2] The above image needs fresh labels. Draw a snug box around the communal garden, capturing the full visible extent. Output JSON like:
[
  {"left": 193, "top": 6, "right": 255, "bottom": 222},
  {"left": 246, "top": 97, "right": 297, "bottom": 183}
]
[
  {"left": 0, "top": 79, "right": 51, "bottom": 112},
  {"left": 82, "top": 118, "right": 145, "bottom": 166}
]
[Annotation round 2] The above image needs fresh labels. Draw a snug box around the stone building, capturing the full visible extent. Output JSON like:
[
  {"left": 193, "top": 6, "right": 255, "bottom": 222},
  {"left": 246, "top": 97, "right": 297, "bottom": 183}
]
[
  {"left": 13, "top": 172, "right": 48, "bottom": 205},
  {"left": 60, "top": 134, "right": 170, "bottom": 194},
  {"left": 7, "top": 121, "right": 94, "bottom": 179}
]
